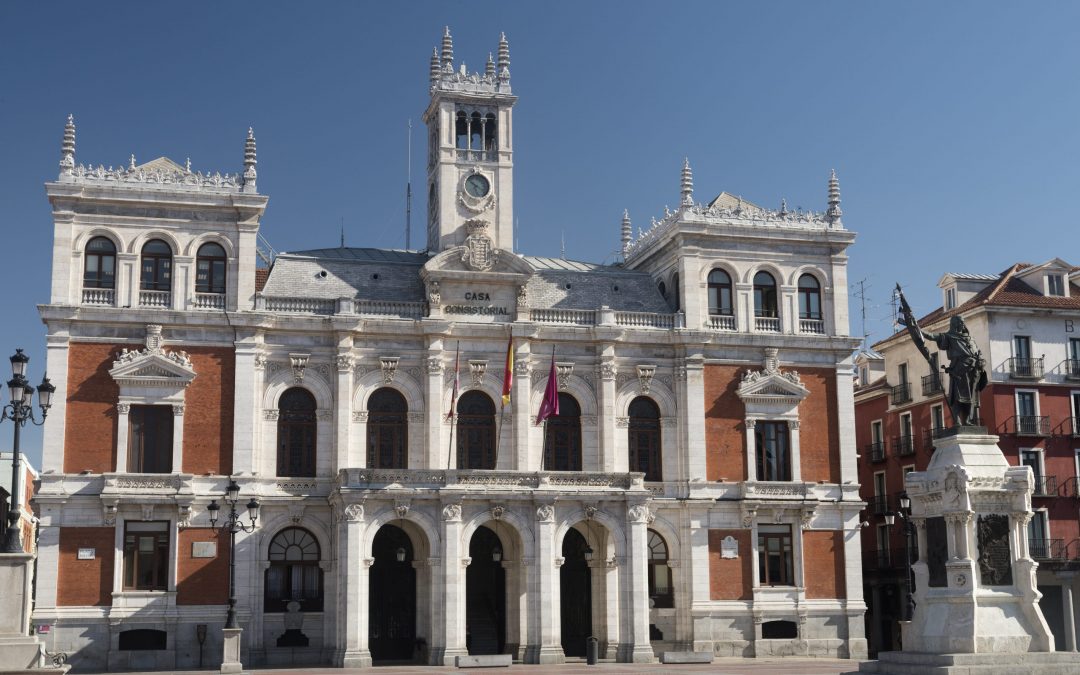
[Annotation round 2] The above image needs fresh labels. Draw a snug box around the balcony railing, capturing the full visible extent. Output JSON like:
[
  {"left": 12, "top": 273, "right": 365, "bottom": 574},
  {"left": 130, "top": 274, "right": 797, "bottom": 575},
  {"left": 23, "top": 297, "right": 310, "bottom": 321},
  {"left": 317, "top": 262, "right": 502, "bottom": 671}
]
[
  {"left": 799, "top": 318, "right": 825, "bottom": 334},
  {"left": 194, "top": 293, "right": 225, "bottom": 310},
  {"left": 1029, "top": 538, "right": 1065, "bottom": 561},
  {"left": 529, "top": 308, "right": 596, "bottom": 325},
  {"left": 263, "top": 296, "right": 336, "bottom": 314},
  {"left": 890, "top": 383, "right": 912, "bottom": 406},
  {"left": 455, "top": 148, "right": 497, "bottom": 163},
  {"left": 893, "top": 435, "right": 915, "bottom": 457},
  {"left": 921, "top": 373, "right": 943, "bottom": 397},
  {"left": 867, "top": 441, "right": 886, "bottom": 463},
  {"left": 1031, "top": 475, "right": 1058, "bottom": 497},
  {"left": 1008, "top": 357, "right": 1044, "bottom": 379},
  {"left": 1066, "top": 359, "right": 1080, "bottom": 380},
  {"left": 138, "top": 290, "right": 171, "bottom": 309},
  {"left": 755, "top": 316, "right": 781, "bottom": 332},
  {"left": 705, "top": 314, "right": 736, "bottom": 331},
  {"left": 1015, "top": 415, "right": 1050, "bottom": 436},
  {"left": 869, "top": 493, "right": 891, "bottom": 515},
  {"left": 356, "top": 299, "right": 426, "bottom": 319},
  {"left": 615, "top": 311, "right": 676, "bottom": 329},
  {"left": 82, "top": 288, "right": 116, "bottom": 306}
]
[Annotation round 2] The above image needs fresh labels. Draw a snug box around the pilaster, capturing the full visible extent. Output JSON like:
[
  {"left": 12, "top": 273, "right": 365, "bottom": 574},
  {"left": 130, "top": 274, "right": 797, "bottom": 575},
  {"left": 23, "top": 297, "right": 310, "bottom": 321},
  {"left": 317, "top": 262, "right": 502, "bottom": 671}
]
[
  {"left": 512, "top": 341, "right": 531, "bottom": 470},
  {"left": 426, "top": 339, "right": 446, "bottom": 468},
  {"left": 232, "top": 331, "right": 261, "bottom": 475},
  {"left": 334, "top": 337, "right": 353, "bottom": 471},
  {"left": 42, "top": 328, "right": 70, "bottom": 473},
  {"left": 440, "top": 502, "right": 467, "bottom": 664},
  {"left": 526, "top": 502, "right": 563, "bottom": 663},
  {"left": 619, "top": 504, "right": 654, "bottom": 663},
  {"left": 597, "top": 346, "right": 617, "bottom": 473},
  {"left": 337, "top": 505, "right": 371, "bottom": 667}
]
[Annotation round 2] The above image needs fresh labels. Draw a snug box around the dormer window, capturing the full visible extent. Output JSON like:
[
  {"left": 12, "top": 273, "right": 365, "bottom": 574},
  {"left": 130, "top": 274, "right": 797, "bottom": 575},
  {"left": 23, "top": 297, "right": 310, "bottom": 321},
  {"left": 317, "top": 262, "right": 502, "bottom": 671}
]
[
  {"left": 945, "top": 287, "right": 957, "bottom": 310},
  {"left": 1047, "top": 274, "right": 1065, "bottom": 297}
]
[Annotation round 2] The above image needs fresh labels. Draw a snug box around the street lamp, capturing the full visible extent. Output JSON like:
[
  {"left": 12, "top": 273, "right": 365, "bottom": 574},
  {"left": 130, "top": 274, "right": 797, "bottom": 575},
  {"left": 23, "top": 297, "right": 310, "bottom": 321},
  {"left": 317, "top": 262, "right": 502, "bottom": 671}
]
[
  {"left": 885, "top": 492, "right": 916, "bottom": 621},
  {"left": 207, "top": 479, "right": 260, "bottom": 630},
  {"left": 1, "top": 349, "right": 54, "bottom": 553}
]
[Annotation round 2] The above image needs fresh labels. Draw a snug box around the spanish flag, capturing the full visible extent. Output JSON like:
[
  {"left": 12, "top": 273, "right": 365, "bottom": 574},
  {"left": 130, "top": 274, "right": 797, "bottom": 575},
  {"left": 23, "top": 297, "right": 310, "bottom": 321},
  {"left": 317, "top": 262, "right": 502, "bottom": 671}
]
[{"left": 501, "top": 335, "right": 513, "bottom": 407}]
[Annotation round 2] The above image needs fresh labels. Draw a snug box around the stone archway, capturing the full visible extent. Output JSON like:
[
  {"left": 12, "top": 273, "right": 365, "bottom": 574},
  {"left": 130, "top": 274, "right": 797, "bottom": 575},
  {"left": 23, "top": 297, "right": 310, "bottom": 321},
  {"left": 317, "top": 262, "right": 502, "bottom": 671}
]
[
  {"left": 369, "top": 524, "right": 417, "bottom": 662},
  {"left": 466, "top": 525, "right": 506, "bottom": 655},
  {"left": 560, "top": 528, "right": 592, "bottom": 657}
]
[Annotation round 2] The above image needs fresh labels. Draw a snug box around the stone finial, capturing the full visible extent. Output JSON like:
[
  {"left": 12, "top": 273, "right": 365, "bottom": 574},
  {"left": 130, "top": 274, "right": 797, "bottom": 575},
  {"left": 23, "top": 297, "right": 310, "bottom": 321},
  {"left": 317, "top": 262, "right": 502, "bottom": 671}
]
[
  {"left": 779, "top": 198, "right": 788, "bottom": 216},
  {"left": 826, "top": 169, "right": 842, "bottom": 225},
  {"left": 59, "top": 114, "right": 76, "bottom": 177},
  {"left": 129, "top": 154, "right": 137, "bottom": 170},
  {"left": 430, "top": 47, "right": 441, "bottom": 84},
  {"left": 621, "top": 209, "right": 632, "bottom": 253},
  {"left": 497, "top": 32, "right": 510, "bottom": 80},
  {"left": 486, "top": 52, "right": 496, "bottom": 77},
  {"left": 680, "top": 157, "right": 694, "bottom": 206},
  {"left": 441, "top": 26, "right": 454, "bottom": 67},
  {"left": 243, "top": 127, "right": 257, "bottom": 189}
]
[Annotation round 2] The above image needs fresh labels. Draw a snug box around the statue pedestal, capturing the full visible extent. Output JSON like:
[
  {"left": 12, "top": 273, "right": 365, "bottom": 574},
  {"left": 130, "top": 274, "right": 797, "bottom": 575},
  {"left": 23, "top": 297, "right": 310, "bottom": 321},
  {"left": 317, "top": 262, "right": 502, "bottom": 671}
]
[
  {"left": 220, "top": 628, "right": 243, "bottom": 674},
  {"left": 856, "top": 431, "right": 1080, "bottom": 674},
  {"left": 0, "top": 552, "right": 69, "bottom": 673}
]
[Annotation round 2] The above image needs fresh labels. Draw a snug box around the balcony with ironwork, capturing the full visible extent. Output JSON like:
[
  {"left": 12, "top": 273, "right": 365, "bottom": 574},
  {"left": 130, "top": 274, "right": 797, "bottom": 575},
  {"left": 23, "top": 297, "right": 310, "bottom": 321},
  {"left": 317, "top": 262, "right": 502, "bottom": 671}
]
[
  {"left": 893, "top": 435, "right": 915, "bottom": 457},
  {"left": 1032, "top": 475, "right": 1058, "bottom": 497},
  {"left": 890, "top": 383, "right": 912, "bottom": 406},
  {"left": 869, "top": 493, "right": 891, "bottom": 516},
  {"left": 1030, "top": 538, "right": 1065, "bottom": 561},
  {"left": 1008, "top": 357, "right": 1044, "bottom": 379},
  {"left": 1066, "top": 359, "right": 1080, "bottom": 381},
  {"left": 1014, "top": 415, "right": 1050, "bottom": 437},
  {"left": 867, "top": 441, "right": 886, "bottom": 463},
  {"left": 921, "top": 373, "right": 943, "bottom": 397}
]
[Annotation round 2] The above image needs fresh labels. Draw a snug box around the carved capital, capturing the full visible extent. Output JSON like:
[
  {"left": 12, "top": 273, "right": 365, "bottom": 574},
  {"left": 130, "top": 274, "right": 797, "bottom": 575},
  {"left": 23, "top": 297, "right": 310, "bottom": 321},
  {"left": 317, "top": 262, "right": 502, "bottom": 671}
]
[
  {"left": 336, "top": 354, "right": 353, "bottom": 371},
  {"left": 172, "top": 403, "right": 185, "bottom": 417},
  {"left": 352, "top": 411, "right": 368, "bottom": 423},
  {"left": 535, "top": 504, "right": 554, "bottom": 523},
  {"left": 615, "top": 416, "right": 629, "bottom": 428},
  {"left": 426, "top": 356, "right": 444, "bottom": 375},
  {"left": 599, "top": 362, "right": 617, "bottom": 381},
  {"left": 442, "top": 503, "right": 462, "bottom": 522},
  {"left": 627, "top": 504, "right": 651, "bottom": 524},
  {"left": 394, "top": 501, "right": 410, "bottom": 519},
  {"left": 491, "top": 504, "right": 505, "bottom": 520},
  {"left": 343, "top": 503, "right": 365, "bottom": 522},
  {"left": 117, "top": 402, "right": 131, "bottom": 415},
  {"left": 513, "top": 360, "right": 531, "bottom": 377}
]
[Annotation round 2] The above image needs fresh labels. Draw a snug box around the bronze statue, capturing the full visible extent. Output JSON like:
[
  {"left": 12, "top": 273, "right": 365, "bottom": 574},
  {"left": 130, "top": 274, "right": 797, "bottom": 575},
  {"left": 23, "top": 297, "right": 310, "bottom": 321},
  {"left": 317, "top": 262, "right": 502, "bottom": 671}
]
[{"left": 896, "top": 284, "right": 988, "bottom": 427}]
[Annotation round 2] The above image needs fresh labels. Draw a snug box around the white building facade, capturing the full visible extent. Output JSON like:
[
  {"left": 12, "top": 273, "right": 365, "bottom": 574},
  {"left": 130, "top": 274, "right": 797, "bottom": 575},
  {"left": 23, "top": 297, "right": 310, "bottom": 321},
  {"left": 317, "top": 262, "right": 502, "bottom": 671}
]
[{"left": 33, "top": 29, "right": 866, "bottom": 671}]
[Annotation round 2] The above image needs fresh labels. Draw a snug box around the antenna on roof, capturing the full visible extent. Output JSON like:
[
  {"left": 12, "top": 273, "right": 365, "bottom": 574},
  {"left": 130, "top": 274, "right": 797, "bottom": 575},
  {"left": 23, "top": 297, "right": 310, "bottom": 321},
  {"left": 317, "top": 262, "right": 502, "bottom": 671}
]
[
  {"left": 340, "top": 217, "right": 345, "bottom": 248},
  {"left": 560, "top": 231, "right": 566, "bottom": 260},
  {"left": 852, "top": 278, "right": 870, "bottom": 350},
  {"left": 406, "top": 119, "right": 412, "bottom": 250}
]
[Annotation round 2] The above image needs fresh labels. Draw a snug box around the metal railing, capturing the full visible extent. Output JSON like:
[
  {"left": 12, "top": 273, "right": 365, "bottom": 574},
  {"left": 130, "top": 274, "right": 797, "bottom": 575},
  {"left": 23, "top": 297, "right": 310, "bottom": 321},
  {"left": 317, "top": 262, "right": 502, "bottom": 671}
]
[
  {"left": 1015, "top": 415, "right": 1050, "bottom": 436},
  {"left": 705, "top": 314, "right": 736, "bottom": 331},
  {"left": 869, "top": 494, "right": 891, "bottom": 515},
  {"left": 893, "top": 435, "right": 915, "bottom": 457},
  {"left": 1031, "top": 475, "right": 1058, "bottom": 497},
  {"left": 1065, "top": 359, "right": 1080, "bottom": 380},
  {"left": 1008, "top": 357, "right": 1044, "bottom": 379},
  {"left": 755, "top": 316, "right": 781, "bottom": 332},
  {"left": 194, "top": 293, "right": 225, "bottom": 310},
  {"left": 799, "top": 318, "right": 825, "bottom": 334},
  {"left": 921, "top": 373, "right": 943, "bottom": 397},
  {"left": 1029, "top": 538, "right": 1065, "bottom": 561},
  {"left": 867, "top": 441, "right": 886, "bottom": 463},
  {"left": 923, "top": 426, "right": 948, "bottom": 451},
  {"left": 138, "top": 290, "right": 171, "bottom": 309},
  {"left": 890, "top": 383, "right": 912, "bottom": 405}
]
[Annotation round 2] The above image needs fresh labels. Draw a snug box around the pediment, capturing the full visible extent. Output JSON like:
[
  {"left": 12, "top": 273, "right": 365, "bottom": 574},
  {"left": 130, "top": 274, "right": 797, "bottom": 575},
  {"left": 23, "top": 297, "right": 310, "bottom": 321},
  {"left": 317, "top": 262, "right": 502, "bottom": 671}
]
[
  {"left": 737, "top": 370, "right": 809, "bottom": 403},
  {"left": 422, "top": 245, "right": 535, "bottom": 281},
  {"left": 135, "top": 156, "right": 186, "bottom": 173},
  {"left": 110, "top": 350, "right": 196, "bottom": 388}
]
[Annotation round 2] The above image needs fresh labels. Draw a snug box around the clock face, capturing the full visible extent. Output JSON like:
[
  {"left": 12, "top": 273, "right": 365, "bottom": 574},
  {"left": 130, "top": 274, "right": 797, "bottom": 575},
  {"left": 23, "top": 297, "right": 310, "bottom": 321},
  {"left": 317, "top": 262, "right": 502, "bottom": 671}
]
[{"left": 464, "top": 174, "right": 490, "bottom": 198}]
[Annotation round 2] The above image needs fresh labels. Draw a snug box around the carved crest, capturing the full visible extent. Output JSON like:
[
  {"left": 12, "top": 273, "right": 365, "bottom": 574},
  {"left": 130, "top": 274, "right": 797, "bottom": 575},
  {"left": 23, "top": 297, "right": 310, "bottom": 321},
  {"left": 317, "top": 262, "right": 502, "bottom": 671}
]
[{"left": 462, "top": 219, "right": 499, "bottom": 271}]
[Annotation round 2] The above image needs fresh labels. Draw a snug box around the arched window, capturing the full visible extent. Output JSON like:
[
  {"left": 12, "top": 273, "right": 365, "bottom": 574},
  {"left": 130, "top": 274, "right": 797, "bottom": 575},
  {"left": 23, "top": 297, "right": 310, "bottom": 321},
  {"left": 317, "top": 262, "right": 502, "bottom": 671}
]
[
  {"left": 647, "top": 530, "right": 673, "bottom": 608},
  {"left": 196, "top": 242, "right": 227, "bottom": 294},
  {"left": 628, "top": 396, "right": 662, "bottom": 481},
  {"left": 457, "top": 391, "right": 495, "bottom": 470},
  {"left": 455, "top": 110, "right": 469, "bottom": 149},
  {"left": 753, "top": 271, "right": 778, "bottom": 318},
  {"left": 484, "top": 113, "right": 498, "bottom": 153},
  {"left": 367, "top": 388, "right": 407, "bottom": 469},
  {"left": 798, "top": 274, "right": 822, "bottom": 320},
  {"left": 265, "top": 528, "right": 322, "bottom": 612},
  {"left": 657, "top": 280, "right": 667, "bottom": 300},
  {"left": 707, "top": 269, "right": 733, "bottom": 316},
  {"left": 140, "top": 239, "right": 173, "bottom": 291},
  {"left": 277, "top": 388, "right": 316, "bottom": 477},
  {"left": 83, "top": 237, "right": 117, "bottom": 290},
  {"left": 544, "top": 393, "right": 581, "bottom": 471},
  {"left": 671, "top": 273, "right": 681, "bottom": 311}
]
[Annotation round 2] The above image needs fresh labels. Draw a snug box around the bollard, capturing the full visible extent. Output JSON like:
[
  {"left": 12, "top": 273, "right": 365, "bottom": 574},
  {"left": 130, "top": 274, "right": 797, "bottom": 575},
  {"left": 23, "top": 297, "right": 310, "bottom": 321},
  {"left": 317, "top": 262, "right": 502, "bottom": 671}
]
[{"left": 586, "top": 636, "right": 598, "bottom": 665}]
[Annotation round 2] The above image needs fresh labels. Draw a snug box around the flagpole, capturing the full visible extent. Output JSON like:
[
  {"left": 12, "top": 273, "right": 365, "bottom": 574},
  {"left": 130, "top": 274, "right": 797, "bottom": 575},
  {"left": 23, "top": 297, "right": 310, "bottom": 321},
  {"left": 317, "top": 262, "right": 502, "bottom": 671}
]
[{"left": 446, "top": 341, "right": 460, "bottom": 470}]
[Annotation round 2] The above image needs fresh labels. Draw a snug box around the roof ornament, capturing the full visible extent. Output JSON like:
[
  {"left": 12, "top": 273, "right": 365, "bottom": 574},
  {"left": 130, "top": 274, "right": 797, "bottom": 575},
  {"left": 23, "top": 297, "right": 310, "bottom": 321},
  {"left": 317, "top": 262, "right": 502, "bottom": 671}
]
[
  {"left": 497, "top": 32, "right": 510, "bottom": 81},
  {"left": 185, "top": 157, "right": 192, "bottom": 174},
  {"left": 243, "top": 127, "right": 257, "bottom": 191},
  {"left": 779, "top": 198, "right": 788, "bottom": 217},
  {"left": 485, "top": 52, "right": 496, "bottom": 78},
  {"left": 59, "top": 114, "right": 76, "bottom": 178},
  {"left": 430, "top": 47, "right": 441, "bottom": 84},
  {"left": 826, "top": 169, "right": 843, "bottom": 226},
  {"left": 441, "top": 26, "right": 454, "bottom": 69},
  {"left": 621, "top": 209, "right": 632, "bottom": 253},
  {"left": 680, "top": 157, "right": 694, "bottom": 206},
  {"left": 129, "top": 154, "right": 137, "bottom": 170}
]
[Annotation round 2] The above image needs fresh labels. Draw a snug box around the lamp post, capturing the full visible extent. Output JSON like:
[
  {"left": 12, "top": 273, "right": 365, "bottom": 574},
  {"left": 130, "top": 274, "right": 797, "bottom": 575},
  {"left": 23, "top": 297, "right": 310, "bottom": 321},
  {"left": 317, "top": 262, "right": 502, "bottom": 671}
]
[
  {"left": 884, "top": 493, "right": 916, "bottom": 621},
  {"left": 1, "top": 349, "right": 55, "bottom": 553},
  {"left": 207, "top": 479, "right": 260, "bottom": 630}
]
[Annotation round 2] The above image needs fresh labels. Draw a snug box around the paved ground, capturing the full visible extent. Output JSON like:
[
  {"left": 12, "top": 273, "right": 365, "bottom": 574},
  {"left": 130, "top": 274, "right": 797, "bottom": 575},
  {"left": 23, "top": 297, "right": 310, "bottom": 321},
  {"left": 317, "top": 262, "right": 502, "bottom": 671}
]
[{"left": 90, "top": 658, "right": 863, "bottom": 675}]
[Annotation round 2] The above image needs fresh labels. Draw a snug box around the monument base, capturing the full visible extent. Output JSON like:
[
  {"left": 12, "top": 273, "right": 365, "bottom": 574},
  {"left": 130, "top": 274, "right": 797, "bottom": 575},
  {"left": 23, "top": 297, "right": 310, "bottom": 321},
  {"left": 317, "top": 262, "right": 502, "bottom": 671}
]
[{"left": 854, "top": 650, "right": 1080, "bottom": 675}]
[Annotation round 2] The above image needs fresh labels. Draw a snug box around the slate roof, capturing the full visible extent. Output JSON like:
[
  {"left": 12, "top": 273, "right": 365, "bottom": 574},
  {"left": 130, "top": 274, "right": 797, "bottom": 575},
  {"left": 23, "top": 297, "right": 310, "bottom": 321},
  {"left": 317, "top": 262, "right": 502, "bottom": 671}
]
[{"left": 523, "top": 256, "right": 670, "bottom": 313}]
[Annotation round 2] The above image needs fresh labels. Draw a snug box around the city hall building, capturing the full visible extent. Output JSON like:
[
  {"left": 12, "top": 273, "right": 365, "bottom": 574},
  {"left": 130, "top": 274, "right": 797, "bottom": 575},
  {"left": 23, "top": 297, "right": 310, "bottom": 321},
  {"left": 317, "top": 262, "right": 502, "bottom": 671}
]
[{"left": 32, "top": 29, "right": 867, "bottom": 671}]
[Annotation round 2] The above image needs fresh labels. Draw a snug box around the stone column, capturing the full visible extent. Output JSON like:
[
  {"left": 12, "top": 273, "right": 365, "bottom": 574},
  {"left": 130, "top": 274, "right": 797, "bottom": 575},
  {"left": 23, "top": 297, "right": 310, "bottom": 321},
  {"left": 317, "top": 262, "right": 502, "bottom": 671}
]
[
  {"left": 619, "top": 504, "right": 654, "bottom": 663},
  {"left": 527, "top": 503, "right": 563, "bottom": 663},
  {"left": 425, "top": 342, "right": 446, "bottom": 469},
  {"left": 440, "top": 503, "right": 467, "bottom": 664},
  {"left": 835, "top": 355, "right": 858, "bottom": 484},
  {"left": 334, "top": 342, "right": 353, "bottom": 471},
  {"left": 337, "top": 504, "right": 371, "bottom": 667},
  {"left": 744, "top": 419, "right": 757, "bottom": 481},
  {"left": 597, "top": 347, "right": 617, "bottom": 473},
  {"left": 513, "top": 341, "right": 532, "bottom": 470}
]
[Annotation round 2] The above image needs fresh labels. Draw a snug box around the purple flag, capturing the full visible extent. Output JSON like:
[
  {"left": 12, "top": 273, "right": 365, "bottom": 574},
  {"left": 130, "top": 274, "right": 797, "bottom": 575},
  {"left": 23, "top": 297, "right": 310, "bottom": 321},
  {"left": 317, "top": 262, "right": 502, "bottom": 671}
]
[{"left": 535, "top": 348, "right": 559, "bottom": 425}]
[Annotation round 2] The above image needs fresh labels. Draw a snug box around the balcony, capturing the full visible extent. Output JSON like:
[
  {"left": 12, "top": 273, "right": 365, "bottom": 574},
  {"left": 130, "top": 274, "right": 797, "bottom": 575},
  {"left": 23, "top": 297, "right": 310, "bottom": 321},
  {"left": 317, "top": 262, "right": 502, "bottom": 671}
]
[
  {"left": 1029, "top": 538, "right": 1065, "bottom": 561},
  {"left": 869, "top": 493, "right": 891, "bottom": 515},
  {"left": 799, "top": 318, "right": 825, "bottom": 334},
  {"left": 1032, "top": 475, "right": 1058, "bottom": 497},
  {"left": 138, "top": 290, "right": 171, "bottom": 309},
  {"left": 1072, "top": 417, "right": 1080, "bottom": 437},
  {"left": 1066, "top": 359, "right": 1080, "bottom": 381},
  {"left": 1014, "top": 415, "right": 1050, "bottom": 437},
  {"left": 893, "top": 435, "right": 915, "bottom": 457},
  {"left": 1008, "top": 357, "right": 1044, "bottom": 379},
  {"left": 705, "top": 314, "right": 736, "bottom": 331},
  {"left": 755, "top": 316, "right": 781, "bottom": 332},
  {"left": 921, "top": 373, "right": 943, "bottom": 397},
  {"left": 455, "top": 148, "right": 497, "bottom": 163},
  {"left": 194, "top": 293, "right": 225, "bottom": 310},
  {"left": 890, "top": 383, "right": 912, "bottom": 406},
  {"left": 867, "top": 441, "right": 886, "bottom": 463},
  {"left": 82, "top": 288, "right": 115, "bottom": 306}
]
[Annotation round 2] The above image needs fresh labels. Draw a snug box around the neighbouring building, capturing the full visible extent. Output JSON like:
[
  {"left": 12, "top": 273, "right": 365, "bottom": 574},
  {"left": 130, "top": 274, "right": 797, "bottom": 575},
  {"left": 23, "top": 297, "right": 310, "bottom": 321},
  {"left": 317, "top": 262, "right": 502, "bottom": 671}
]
[
  {"left": 33, "top": 28, "right": 866, "bottom": 671},
  {"left": 1, "top": 451, "right": 40, "bottom": 554},
  {"left": 855, "top": 259, "right": 1080, "bottom": 655}
]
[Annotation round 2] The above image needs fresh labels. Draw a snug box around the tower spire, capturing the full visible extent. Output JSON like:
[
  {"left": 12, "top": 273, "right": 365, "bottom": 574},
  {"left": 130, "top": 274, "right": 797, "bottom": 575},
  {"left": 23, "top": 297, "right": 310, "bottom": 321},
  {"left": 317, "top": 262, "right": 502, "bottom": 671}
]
[
  {"left": 680, "top": 157, "right": 694, "bottom": 206},
  {"left": 621, "top": 209, "right": 632, "bottom": 254},
  {"left": 441, "top": 26, "right": 454, "bottom": 68},
  {"left": 59, "top": 114, "right": 75, "bottom": 179},
  {"left": 243, "top": 127, "right": 257, "bottom": 192},
  {"left": 826, "top": 169, "right": 842, "bottom": 226},
  {"left": 485, "top": 52, "right": 496, "bottom": 78},
  {"left": 497, "top": 32, "right": 510, "bottom": 81},
  {"left": 430, "top": 47, "right": 441, "bottom": 84}
]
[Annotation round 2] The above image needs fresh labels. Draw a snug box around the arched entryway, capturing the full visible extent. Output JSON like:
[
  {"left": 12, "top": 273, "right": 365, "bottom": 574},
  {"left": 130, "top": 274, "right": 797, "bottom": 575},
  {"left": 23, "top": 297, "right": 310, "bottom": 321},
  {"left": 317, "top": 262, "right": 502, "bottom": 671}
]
[
  {"left": 369, "top": 524, "right": 416, "bottom": 662},
  {"left": 560, "top": 528, "right": 592, "bottom": 657},
  {"left": 466, "top": 525, "right": 506, "bottom": 655}
]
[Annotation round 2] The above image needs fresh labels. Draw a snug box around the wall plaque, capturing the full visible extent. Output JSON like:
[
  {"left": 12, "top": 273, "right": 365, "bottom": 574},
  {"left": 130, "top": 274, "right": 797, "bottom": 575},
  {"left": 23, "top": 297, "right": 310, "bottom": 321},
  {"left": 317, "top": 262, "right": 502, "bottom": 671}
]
[
  {"left": 77, "top": 548, "right": 95, "bottom": 560},
  {"left": 191, "top": 541, "right": 217, "bottom": 559},
  {"left": 720, "top": 535, "right": 739, "bottom": 559},
  {"left": 977, "top": 514, "right": 1013, "bottom": 586},
  {"left": 925, "top": 517, "right": 948, "bottom": 588}
]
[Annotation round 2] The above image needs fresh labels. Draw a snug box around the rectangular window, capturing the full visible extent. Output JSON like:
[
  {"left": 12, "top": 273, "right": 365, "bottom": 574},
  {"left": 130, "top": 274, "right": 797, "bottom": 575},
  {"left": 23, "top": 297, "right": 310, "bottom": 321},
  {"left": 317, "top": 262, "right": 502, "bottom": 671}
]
[
  {"left": 123, "top": 521, "right": 170, "bottom": 591},
  {"left": 128, "top": 406, "right": 173, "bottom": 473},
  {"left": 1028, "top": 511, "right": 1049, "bottom": 559},
  {"left": 1014, "top": 335, "right": 1032, "bottom": 360},
  {"left": 757, "top": 525, "right": 794, "bottom": 586},
  {"left": 1070, "top": 338, "right": 1080, "bottom": 363},
  {"left": 873, "top": 471, "right": 886, "bottom": 497},
  {"left": 876, "top": 524, "right": 891, "bottom": 566},
  {"left": 898, "top": 362, "right": 908, "bottom": 385},
  {"left": 900, "top": 413, "right": 913, "bottom": 439},
  {"left": 1016, "top": 391, "right": 1037, "bottom": 417},
  {"left": 871, "top": 420, "right": 883, "bottom": 445},
  {"left": 755, "top": 421, "right": 791, "bottom": 481},
  {"left": 1048, "top": 274, "right": 1065, "bottom": 297},
  {"left": 931, "top": 404, "right": 945, "bottom": 433},
  {"left": 945, "top": 287, "right": 957, "bottom": 310}
]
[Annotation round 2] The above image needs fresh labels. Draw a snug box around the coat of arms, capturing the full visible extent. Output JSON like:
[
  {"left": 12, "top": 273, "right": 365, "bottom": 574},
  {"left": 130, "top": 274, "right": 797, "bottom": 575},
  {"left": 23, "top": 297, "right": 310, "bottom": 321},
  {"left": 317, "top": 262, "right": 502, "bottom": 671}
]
[{"left": 462, "top": 219, "right": 498, "bottom": 271}]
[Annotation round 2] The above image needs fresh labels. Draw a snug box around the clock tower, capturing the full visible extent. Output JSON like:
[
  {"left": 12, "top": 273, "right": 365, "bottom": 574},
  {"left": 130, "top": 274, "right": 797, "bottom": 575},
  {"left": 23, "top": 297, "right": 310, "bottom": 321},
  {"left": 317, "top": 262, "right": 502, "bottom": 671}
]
[{"left": 422, "top": 28, "right": 517, "bottom": 254}]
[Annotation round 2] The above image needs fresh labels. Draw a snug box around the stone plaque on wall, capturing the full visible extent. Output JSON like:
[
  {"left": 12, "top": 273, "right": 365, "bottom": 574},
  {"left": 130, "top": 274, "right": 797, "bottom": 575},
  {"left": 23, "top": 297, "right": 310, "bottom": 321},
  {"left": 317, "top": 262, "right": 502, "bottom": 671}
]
[
  {"left": 720, "top": 535, "right": 738, "bottom": 559},
  {"left": 977, "top": 514, "right": 1013, "bottom": 586},
  {"left": 925, "top": 516, "right": 948, "bottom": 588},
  {"left": 192, "top": 541, "right": 218, "bottom": 559}
]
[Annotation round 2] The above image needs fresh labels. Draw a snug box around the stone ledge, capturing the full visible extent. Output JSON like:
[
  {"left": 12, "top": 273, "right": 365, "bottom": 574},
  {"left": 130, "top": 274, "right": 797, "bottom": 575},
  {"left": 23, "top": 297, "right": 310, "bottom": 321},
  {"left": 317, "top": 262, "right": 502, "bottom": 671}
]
[
  {"left": 660, "top": 651, "right": 714, "bottom": 663},
  {"left": 456, "top": 654, "right": 513, "bottom": 668},
  {"left": 853, "top": 650, "right": 1080, "bottom": 675}
]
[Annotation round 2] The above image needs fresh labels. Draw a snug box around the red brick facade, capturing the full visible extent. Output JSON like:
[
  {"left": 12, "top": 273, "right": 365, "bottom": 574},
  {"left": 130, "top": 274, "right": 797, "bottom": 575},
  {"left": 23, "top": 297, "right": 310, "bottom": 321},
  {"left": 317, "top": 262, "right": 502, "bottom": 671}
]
[
  {"left": 64, "top": 343, "right": 120, "bottom": 474},
  {"left": 181, "top": 348, "right": 235, "bottom": 476},
  {"left": 176, "top": 527, "right": 230, "bottom": 605},
  {"left": 708, "top": 529, "right": 752, "bottom": 600},
  {"left": 803, "top": 530, "right": 846, "bottom": 599},
  {"left": 57, "top": 527, "right": 114, "bottom": 606}
]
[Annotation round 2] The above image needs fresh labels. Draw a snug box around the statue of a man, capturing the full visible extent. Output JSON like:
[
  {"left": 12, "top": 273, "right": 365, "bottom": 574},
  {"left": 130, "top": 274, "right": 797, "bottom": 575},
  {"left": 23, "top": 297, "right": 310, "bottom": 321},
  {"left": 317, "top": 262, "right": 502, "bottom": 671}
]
[{"left": 896, "top": 285, "right": 988, "bottom": 427}]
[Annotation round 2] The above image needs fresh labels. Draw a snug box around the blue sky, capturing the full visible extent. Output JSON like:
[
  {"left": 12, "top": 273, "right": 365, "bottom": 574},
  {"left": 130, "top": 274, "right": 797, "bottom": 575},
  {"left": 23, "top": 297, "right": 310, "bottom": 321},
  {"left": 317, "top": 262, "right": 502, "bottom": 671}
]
[{"left": 3, "top": 2, "right": 1080, "bottom": 464}]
